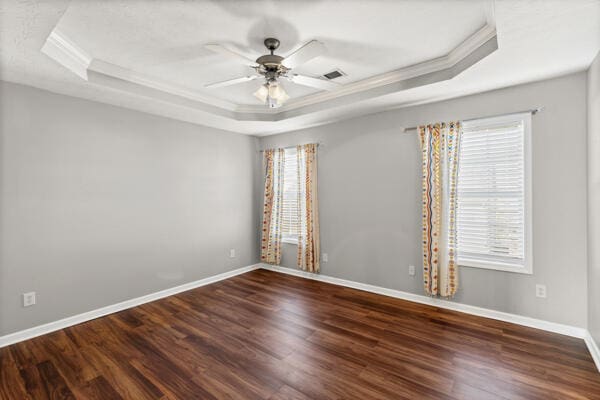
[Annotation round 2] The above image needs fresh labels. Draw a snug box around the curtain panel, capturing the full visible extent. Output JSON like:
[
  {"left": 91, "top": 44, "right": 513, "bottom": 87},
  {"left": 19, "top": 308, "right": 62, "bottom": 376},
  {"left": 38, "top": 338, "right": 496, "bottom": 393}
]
[
  {"left": 260, "top": 148, "right": 285, "bottom": 265},
  {"left": 419, "top": 122, "right": 461, "bottom": 297},
  {"left": 296, "top": 143, "right": 320, "bottom": 272}
]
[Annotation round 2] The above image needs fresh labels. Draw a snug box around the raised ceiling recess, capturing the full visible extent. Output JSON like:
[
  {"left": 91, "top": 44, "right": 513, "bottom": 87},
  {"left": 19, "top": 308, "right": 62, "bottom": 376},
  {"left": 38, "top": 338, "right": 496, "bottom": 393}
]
[{"left": 40, "top": 1, "right": 499, "bottom": 134}]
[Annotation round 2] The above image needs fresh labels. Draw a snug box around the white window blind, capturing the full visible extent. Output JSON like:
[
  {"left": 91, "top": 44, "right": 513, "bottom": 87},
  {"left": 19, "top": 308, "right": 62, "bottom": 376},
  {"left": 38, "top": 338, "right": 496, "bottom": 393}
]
[
  {"left": 456, "top": 113, "right": 532, "bottom": 274},
  {"left": 281, "top": 147, "right": 300, "bottom": 243}
]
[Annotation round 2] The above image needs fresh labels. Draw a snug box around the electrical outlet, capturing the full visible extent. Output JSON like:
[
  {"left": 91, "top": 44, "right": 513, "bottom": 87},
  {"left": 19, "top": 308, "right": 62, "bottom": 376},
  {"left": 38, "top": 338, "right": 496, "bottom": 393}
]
[
  {"left": 408, "top": 265, "right": 416, "bottom": 276},
  {"left": 535, "top": 284, "right": 547, "bottom": 298},
  {"left": 23, "top": 292, "right": 36, "bottom": 307},
  {"left": 322, "top": 253, "right": 328, "bottom": 263},
  {"left": 229, "top": 249, "right": 236, "bottom": 258}
]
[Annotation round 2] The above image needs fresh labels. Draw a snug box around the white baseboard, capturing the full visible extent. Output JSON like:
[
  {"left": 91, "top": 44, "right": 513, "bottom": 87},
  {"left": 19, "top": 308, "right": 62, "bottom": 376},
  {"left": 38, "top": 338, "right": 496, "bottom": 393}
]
[
  {"left": 2, "top": 262, "right": 598, "bottom": 373},
  {"left": 584, "top": 332, "right": 600, "bottom": 372},
  {"left": 260, "top": 263, "right": 600, "bottom": 372},
  {"left": 261, "top": 263, "right": 600, "bottom": 372},
  {"left": 0, "top": 264, "right": 262, "bottom": 348},
  {"left": 261, "top": 264, "right": 600, "bottom": 372},
  {"left": 259, "top": 264, "right": 586, "bottom": 337}
]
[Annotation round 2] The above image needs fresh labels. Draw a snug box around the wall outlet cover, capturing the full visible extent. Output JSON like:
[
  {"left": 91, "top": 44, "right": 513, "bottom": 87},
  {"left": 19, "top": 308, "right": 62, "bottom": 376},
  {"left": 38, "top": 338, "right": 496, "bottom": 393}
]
[
  {"left": 535, "top": 284, "right": 547, "bottom": 298},
  {"left": 229, "top": 249, "right": 236, "bottom": 258},
  {"left": 408, "top": 265, "right": 416, "bottom": 276},
  {"left": 322, "top": 253, "right": 328, "bottom": 263},
  {"left": 23, "top": 292, "right": 36, "bottom": 307}
]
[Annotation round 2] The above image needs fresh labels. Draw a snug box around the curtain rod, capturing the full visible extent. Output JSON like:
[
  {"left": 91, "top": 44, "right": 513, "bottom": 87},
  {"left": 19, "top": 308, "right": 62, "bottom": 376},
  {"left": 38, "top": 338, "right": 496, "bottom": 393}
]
[
  {"left": 402, "top": 107, "right": 543, "bottom": 133},
  {"left": 259, "top": 142, "right": 323, "bottom": 153}
]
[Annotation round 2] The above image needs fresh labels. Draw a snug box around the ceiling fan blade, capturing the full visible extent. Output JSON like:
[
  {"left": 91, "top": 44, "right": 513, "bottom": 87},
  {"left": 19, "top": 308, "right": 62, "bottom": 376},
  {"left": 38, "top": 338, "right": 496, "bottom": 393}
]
[
  {"left": 205, "top": 44, "right": 258, "bottom": 67},
  {"left": 282, "top": 40, "right": 327, "bottom": 68},
  {"left": 205, "top": 75, "right": 260, "bottom": 89},
  {"left": 288, "top": 74, "right": 339, "bottom": 91}
]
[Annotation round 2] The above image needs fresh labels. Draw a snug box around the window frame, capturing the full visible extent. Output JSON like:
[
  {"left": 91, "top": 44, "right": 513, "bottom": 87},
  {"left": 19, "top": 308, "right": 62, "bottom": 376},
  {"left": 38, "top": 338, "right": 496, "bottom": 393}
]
[{"left": 456, "top": 112, "right": 533, "bottom": 275}]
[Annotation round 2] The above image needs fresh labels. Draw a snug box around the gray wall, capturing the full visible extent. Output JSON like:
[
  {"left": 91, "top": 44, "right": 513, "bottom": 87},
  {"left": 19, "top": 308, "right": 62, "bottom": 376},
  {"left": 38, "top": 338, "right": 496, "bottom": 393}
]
[
  {"left": 1, "top": 70, "right": 591, "bottom": 336},
  {"left": 588, "top": 52, "right": 600, "bottom": 343},
  {"left": 260, "top": 72, "right": 589, "bottom": 328},
  {"left": 0, "top": 82, "right": 259, "bottom": 335}
]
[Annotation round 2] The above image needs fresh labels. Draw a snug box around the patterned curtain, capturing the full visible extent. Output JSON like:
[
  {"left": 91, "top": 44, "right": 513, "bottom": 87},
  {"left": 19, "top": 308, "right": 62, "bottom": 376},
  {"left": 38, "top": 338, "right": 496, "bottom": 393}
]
[
  {"left": 296, "top": 144, "right": 320, "bottom": 272},
  {"left": 419, "top": 122, "right": 461, "bottom": 297},
  {"left": 260, "top": 148, "right": 285, "bottom": 265}
]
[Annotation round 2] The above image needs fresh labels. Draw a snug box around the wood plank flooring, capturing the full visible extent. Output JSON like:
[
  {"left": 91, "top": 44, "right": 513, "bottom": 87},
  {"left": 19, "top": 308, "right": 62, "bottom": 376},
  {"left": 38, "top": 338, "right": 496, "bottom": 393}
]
[{"left": 1, "top": 269, "right": 599, "bottom": 399}]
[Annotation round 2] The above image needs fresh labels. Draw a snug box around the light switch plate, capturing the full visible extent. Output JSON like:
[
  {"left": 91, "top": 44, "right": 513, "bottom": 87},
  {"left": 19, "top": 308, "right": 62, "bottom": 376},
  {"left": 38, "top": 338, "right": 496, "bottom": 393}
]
[{"left": 229, "top": 249, "right": 236, "bottom": 258}]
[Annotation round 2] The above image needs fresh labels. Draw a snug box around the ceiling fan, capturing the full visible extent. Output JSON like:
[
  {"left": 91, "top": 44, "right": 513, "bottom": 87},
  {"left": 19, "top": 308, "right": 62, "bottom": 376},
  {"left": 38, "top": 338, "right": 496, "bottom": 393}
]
[{"left": 204, "top": 38, "right": 339, "bottom": 108}]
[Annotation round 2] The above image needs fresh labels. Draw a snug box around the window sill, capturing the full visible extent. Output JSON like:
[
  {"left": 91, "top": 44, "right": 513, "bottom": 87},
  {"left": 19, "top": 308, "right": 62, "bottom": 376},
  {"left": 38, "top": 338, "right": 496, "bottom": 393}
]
[
  {"left": 458, "top": 259, "right": 532, "bottom": 275},
  {"left": 281, "top": 239, "right": 298, "bottom": 245}
]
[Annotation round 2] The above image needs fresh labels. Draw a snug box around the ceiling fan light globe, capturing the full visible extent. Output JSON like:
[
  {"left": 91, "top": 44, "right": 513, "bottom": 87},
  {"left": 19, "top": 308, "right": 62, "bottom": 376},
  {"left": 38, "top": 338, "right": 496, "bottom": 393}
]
[
  {"left": 277, "top": 91, "right": 290, "bottom": 105},
  {"left": 253, "top": 84, "right": 269, "bottom": 103},
  {"left": 268, "top": 83, "right": 282, "bottom": 99},
  {"left": 268, "top": 82, "right": 288, "bottom": 104}
]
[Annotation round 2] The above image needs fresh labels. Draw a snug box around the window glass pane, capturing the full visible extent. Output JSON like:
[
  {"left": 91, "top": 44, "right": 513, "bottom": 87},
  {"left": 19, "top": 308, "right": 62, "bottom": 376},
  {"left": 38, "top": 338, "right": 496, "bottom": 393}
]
[{"left": 282, "top": 148, "right": 299, "bottom": 242}]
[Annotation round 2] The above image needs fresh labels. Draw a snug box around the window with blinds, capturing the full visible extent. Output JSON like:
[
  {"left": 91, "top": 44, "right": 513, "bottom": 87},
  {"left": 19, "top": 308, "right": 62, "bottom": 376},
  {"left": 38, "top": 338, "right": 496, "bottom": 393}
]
[
  {"left": 456, "top": 113, "right": 532, "bottom": 274},
  {"left": 281, "top": 147, "right": 300, "bottom": 243}
]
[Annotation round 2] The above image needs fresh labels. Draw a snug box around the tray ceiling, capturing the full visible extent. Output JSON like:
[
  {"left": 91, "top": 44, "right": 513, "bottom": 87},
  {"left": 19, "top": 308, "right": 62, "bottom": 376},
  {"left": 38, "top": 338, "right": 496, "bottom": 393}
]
[
  {"left": 55, "top": 0, "right": 492, "bottom": 105},
  {"left": 1, "top": 0, "right": 599, "bottom": 135}
]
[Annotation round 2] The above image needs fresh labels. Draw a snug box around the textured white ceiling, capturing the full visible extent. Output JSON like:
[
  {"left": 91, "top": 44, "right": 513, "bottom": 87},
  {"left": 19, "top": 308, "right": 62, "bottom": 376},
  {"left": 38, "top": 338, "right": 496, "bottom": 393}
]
[
  {"left": 1, "top": 0, "right": 599, "bottom": 135},
  {"left": 55, "top": 0, "right": 490, "bottom": 104}
]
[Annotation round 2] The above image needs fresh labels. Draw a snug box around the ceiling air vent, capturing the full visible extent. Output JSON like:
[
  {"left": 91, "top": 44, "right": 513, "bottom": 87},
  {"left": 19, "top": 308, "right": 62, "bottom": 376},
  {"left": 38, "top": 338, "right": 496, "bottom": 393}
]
[{"left": 322, "top": 69, "right": 345, "bottom": 80}]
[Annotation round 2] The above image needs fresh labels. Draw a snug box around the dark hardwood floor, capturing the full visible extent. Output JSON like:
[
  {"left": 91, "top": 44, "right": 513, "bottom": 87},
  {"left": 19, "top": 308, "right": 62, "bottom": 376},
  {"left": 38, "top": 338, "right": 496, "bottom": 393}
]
[{"left": 1, "top": 269, "right": 599, "bottom": 399}]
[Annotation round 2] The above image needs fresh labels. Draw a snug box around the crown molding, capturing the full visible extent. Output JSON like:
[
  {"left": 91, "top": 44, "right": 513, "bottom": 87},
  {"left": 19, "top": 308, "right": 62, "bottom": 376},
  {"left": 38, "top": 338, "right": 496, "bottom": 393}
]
[
  {"left": 275, "top": 29, "right": 498, "bottom": 120},
  {"left": 88, "top": 59, "right": 239, "bottom": 112},
  {"left": 273, "top": 23, "right": 498, "bottom": 114},
  {"left": 41, "top": 29, "right": 92, "bottom": 80},
  {"left": 41, "top": 23, "right": 497, "bottom": 129},
  {"left": 86, "top": 59, "right": 240, "bottom": 120}
]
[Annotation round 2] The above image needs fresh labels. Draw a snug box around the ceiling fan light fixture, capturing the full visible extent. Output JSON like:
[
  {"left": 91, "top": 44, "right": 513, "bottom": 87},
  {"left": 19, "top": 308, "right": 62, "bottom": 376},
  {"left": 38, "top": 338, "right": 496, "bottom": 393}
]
[
  {"left": 205, "top": 38, "right": 334, "bottom": 108},
  {"left": 254, "top": 81, "right": 289, "bottom": 108}
]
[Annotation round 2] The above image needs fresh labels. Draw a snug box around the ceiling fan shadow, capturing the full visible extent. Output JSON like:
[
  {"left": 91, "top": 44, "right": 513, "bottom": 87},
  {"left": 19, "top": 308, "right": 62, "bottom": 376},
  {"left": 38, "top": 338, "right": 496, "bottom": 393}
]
[
  {"left": 206, "top": 0, "right": 325, "bottom": 19},
  {"left": 246, "top": 17, "right": 300, "bottom": 55}
]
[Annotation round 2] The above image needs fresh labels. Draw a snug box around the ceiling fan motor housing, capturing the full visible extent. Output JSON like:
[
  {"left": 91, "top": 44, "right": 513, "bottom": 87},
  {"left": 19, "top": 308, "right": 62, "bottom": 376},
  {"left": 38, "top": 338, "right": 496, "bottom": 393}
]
[
  {"left": 256, "top": 39, "right": 288, "bottom": 79},
  {"left": 256, "top": 54, "right": 285, "bottom": 68}
]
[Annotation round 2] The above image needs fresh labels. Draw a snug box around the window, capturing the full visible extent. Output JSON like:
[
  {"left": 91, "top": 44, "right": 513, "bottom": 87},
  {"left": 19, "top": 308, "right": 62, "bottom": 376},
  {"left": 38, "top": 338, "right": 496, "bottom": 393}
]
[
  {"left": 281, "top": 147, "right": 300, "bottom": 244},
  {"left": 456, "top": 113, "right": 532, "bottom": 274}
]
